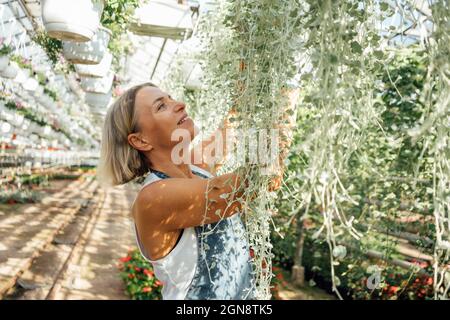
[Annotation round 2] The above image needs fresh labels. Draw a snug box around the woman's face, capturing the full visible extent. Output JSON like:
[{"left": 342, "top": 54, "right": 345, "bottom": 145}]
[{"left": 133, "top": 86, "right": 195, "bottom": 150}]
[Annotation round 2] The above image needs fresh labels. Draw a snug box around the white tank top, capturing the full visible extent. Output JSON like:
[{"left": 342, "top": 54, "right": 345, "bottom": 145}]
[{"left": 131, "top": 164, "right": 213, "bottom": 300}]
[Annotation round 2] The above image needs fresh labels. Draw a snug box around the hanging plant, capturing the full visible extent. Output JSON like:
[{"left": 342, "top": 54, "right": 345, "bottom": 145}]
[
  {"left": 33, "top": 30, "right": 76, "bottom": 74},
  {"left": 63, "top": 26, "right": 112, "bottom": 65},
  {"left": 41, "top": 0, "right": 105, "bottom": 42},
  {"left": 0, "top": 39, "right": 13, "bottom": 56},
  {"left": 179, "top": 0, "right": 304, "bottom": 299},
  {"left": 100, "top": 0, "right": 141, "bottom": 68},
  {"left": 405, "top": 0, "right": 450, "bottom": 300},
  {"left": 33, "top": 31, "right": 63, "bottom": 66}
]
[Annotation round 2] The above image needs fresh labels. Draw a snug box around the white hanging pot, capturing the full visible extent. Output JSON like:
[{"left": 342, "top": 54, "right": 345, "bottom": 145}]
[
  {"left": 21, "top": 119, "right": 30, "bottom": 132},
  {"left": 80, "top": 72, "right": 113, "bottom": 93},
  {"left": 43, "top": 125, "right": 52, "bottom": 136},
  {"left": 23, "top": 77, "right": 40, "bottom": 91},
  {"left": 29, "top": 123, "right": 39, "bottom": 135},
  {"left": 0, "top": 55, "right": 9, "bottom": 72},
  {"left": 33, "top": 85, "right": 45, "bottom": 98},
  {"left": 41, "top": 0, "right": 105, "bottom": 42},
  {"left": 2, "top": 108, "right": 14, "bottom": 123},
  {"left": 13, "top": 113, "right": 25, "bottom": 127},
  {"left": 1, "top": 121, "right": 11, "bottom": 134},
  {"left": 85, "top": 90, "right": 112, "bottom": 109},
  {"left": 0, "top": 61, "right": 19, "bottom": 79},
  {"left": 14, "top": 68, "right": 31, "bottom": 84},
  {"left": 181, "top": 61, "right": 203, "bottom": 90},
  {"left": 75, "top": 51, "right": 112, "bottom": 77},
  {"left": 130, "top": 0, "right": 193, "bottom": 40},
  {"left": 63, "top": 27, "right": 112, "bottom": 65}
]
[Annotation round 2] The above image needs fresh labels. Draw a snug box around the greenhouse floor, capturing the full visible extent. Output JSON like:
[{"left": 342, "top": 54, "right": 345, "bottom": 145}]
[{"left": 0, "top": 174, "right": 137, "bottom": 300}]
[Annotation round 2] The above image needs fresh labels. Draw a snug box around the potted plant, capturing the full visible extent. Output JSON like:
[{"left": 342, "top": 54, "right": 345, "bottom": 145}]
[
  {"left": 63, "top": 26, "right": 112, "bottom": 64},
  {"left": 100, "top": 0, "right": 140, "bottom": 66},
  {"left": 41, "top": 0, "right": 105, "bottom": 42},
  {"left": 85, "top": 89, "right": 112, "bottom": 109},
  {"left": 80, "top": 72, "right": 114, "bottom": 93},
  {"left": 23, "top": 77, "right": 40, "bottom": 92},
  {"left": 13, "top": 67, "right": 31, "bottom": 85},
  {"left": 75, "top": 51, "right": 112, "bottom": 77},
  {"left": 0, "top": 40, "right": 13, "bottom": 72}
]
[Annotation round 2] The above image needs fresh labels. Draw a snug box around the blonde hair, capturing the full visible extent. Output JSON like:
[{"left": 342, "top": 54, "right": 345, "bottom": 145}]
[{"left": 97, "top": 82, "right": 157, "bottom": 187}]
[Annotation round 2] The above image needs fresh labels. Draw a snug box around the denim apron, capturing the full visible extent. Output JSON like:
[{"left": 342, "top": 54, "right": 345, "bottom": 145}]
[{"left": 149, "top": 166, "right": 256, "bottom": 300}]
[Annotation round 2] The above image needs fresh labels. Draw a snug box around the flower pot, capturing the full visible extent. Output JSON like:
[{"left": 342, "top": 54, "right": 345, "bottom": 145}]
[
  {"left": 14, "top": 68, "right": 31, "bottom": 84},
  {"left": 85, "top": 90, "right": 112, "bottom": 109},
  {"left": 41, "top": 0, "right": 105, "bottom": 42},
  {"left": 181, "top": 60, "right": 203, "bottom": 90},
  {"left": 0, "top": 55, "right": 9, "bottom": 72},
  {"left": 63, "top": 27, "right": 111, "bottom": 65},
  {"left": 33, "top": 86, "right": 45, "bottom": 98},
  {"left": 23, "top": 77, "right": 40, "bottom": 92},
  {"left": 130, "top": 0, "right": 193, "bottom": 40},
  {"left": 75, "top": 51, "right": 112, "bottom": 77},
  {"left": 1, "top": 121, "right": 11, "bottom": 134},
  {"left": 0, "top": 62, "right": 19, "bottom": 79},
  {"left": 12, "top": 113, "right": 24, "bottom": 127},
  {"left": 21, "top": 119, "right": 30, "bottom": 132},
  {"left": 80, "top": 72, "right": 113, "bottom": 93}
]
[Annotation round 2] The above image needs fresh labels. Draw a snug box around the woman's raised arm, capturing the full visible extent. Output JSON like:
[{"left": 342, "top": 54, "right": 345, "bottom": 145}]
[{"left": 134, "top": 171, "right": 246, "bottom": 231}]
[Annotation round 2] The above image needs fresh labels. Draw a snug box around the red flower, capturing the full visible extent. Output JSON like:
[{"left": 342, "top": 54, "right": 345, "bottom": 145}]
[
  {"left": 388, "top": 286, "right": 399, "bottom": 294},
  {"left": 142, "top": 286, "right": 152, "bottom": 293},
  {"left": 276, "top": 273, "right": 284, "bottom": 280},
  {"left": 249, "top": 248, "right": 255, "bottom": 258},
  {"left": 426, "top": 277, "right": 433, "bottom": 285},
  {"left": 128, "top": 274, "right": 135, "bottom": 279},
  {"left": 120, "top": 256, "right": 132, "bottom": 263},
  {"left": 134, "top": 267, "right": 141, "bottom": 272},
  {"left": 143, "top": 269, "right": 154, "bottom": 277},
  {"left": 154, "top": 280, "right": 163, "bottom": 287}
]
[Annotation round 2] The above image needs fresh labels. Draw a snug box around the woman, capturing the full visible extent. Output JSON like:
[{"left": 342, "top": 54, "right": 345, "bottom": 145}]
[{"left": 97, "top": 82, "right": 294, "bottom": 300}]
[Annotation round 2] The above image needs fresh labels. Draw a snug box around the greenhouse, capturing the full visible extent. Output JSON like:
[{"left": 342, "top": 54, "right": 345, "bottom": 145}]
[{"left": 0, "top": 0, "right": 449, "bottom": 302}]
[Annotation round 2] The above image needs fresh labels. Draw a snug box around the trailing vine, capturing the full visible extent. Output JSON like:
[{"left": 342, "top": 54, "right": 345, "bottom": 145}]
[{"left": 406, "top": 1, "right": 450, "bottom": 299}]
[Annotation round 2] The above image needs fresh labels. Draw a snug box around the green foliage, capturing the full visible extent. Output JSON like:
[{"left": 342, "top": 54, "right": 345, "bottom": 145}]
[
  {"left": 43, "top": 87, "right": 58, "bottom": 102},
  {"left": 0, "top": 189, "right": 41, "bottom": 204},
  {"left": 33, "top": 31, "right": 63, "bottom": 66},
  {"left": 0, "top": 43, "right": 12, "bottom": 56},
  {"left": 101, "top": 0, "right": 141, "bottom": 68},
  {"left": 4, "top": 99, "right": 47, "bottom": 127},
  {"left": 3, "top": 96, "right": 72, "bottom": 141},
  {"left": 10, "top": 55, "right": 33, "bottom": 71}
]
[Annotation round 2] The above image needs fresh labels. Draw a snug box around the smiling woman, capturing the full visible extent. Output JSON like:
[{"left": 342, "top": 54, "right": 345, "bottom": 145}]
[{"left": 97, "top": 82, "right": 287, "bottom": 300}]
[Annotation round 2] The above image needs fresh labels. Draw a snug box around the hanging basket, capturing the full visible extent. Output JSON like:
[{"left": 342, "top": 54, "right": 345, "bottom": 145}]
[
  {"left": 80, "top": 72, "right": 114, "bottom": 93},
  {"left": 181, "top": 61, "right": 203, "bottom": 90},
  {"left": 63, "top": 26, "right": 112, "bottom": 65},
  {"left": 0, "top": 55, "right": 10, "bottom": 72},
  {"left": 13, "top": 68, "right": 31, "bottom": 85},
  {"left": 23, "top": 78, "right": 40, "bottom": 92},
  {"left": 129, "top": 0, "right": 193, "bottom": 40},
  {"left": 33, "top": 86, "right": 45, "bottom": 98},
  {"left": 85, "top": 90, "right": 112, "bottom": 110},
  {"left": 75, "top": 51, "right": 112, "bottom": 77},
  {"left": 0, "top": 62, "right": 19, "bottom": 79},
  {"left": 41, "top": 0, "right": 105, "bottom": 42}
]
